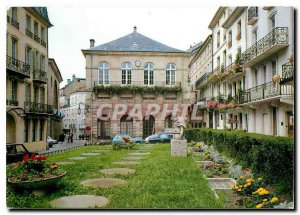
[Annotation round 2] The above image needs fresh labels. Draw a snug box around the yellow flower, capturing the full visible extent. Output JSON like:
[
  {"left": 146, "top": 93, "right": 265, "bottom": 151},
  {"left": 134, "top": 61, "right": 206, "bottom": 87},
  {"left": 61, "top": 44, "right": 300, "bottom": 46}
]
[
  {"left": 256, "top": 204, "right": 263, "bottom": 209},
  {"left": 239, "top": 176, "right": 244, "bottom": 179},
  {"left": 238, "top": 189, "right": 241, "bottom": 191},
  {"left": 230, "top": 184, "right": 234, "bottom": 189},
  {"left": 239, "top": 185, "right": 243, "bottom": 188},
  {"left": 263, "top": 199, "right": 268, "bottom": 202},
  {"left": 258, "top": 177, "right": 263, "bottom": 181},
  {"left": 270, "top": 197, "right": 278, "bottom": 203},
  {"left": 247, "top": 182, "right": 251, "bottom": 186},
  {"left": 246, "top": 178, "right": 252, "bottom": 183},
  {"left": 244, "top": 184, "right": 248, "bottom": 188},
  {"left": 252, "top": 191, "right": 256, "bottom": 195}
]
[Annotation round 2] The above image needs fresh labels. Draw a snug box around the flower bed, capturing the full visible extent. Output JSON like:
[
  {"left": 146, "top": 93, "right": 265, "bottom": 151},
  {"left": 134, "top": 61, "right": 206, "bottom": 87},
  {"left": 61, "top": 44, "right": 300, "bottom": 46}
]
[{"left": 112, "top": 137, "right": 137, "bottom": 149}]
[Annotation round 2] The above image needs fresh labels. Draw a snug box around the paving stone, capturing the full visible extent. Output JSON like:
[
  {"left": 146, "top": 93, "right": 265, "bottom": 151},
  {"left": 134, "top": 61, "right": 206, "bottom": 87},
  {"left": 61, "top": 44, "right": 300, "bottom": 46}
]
[
  {"left": 100, "top": 168, "right": 136, "bottom": 175},
  {"left": 91, "top": 150, "right": 110, "bottom": 153},
  {"left": 81, "top": 153, "right": 101, "bottom": 156},
  {"left": 128, "top": 152, "right": 150, "bottom": 156},
  {"left": 112, "top": 161, "right": 141, "bottom": 166},
  {"left": 50, "top": 195, "right": 109, "bottom": 208},
  {"left": 57, "top": 161, "right": 76, "bottom": 165},
  {"left": 122, "top": 156, "right": 144, "bottom": 161},
  {"left": 69, "top": 157, "right": 87, "bottom": 160},
  {"left": 80, "top": 178, "right": 127, "bottom": 188}
]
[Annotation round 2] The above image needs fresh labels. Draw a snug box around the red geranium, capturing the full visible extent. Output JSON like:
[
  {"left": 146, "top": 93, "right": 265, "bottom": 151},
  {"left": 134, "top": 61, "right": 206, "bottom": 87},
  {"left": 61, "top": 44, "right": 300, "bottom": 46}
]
[
  {"left": 23, "top": 154, "right": 29, "bottom": 163},
  {"left": 243, "top": 167, "right": 250, "bottom": 172}
]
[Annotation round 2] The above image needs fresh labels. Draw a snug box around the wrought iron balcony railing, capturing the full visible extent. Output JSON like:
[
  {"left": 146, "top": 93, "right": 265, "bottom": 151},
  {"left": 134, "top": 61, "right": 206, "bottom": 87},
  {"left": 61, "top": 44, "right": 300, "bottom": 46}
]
[
  {"left": 240, "top": 27, "right": 289, "bottom": 66},
  {"left": 248, "top": 7, "right": 258, "bottom": 24},
  {"left": 195, "top": 73, "right": 209, "bottom": 89},
  {"left": 24, "top": 101, "right": 53, "bottom": 114},
  {"left": 33, "top": 69, "right": 47, "bottom": 83},
  {"left": 197, "top": 97, "right": 207, "bottom": 108},
  {"left": 6, "top": 99, "right": 19, "bottom": 106},
  {"left": 10, "top": 18, "right": 19, "bottom": 29},
  {"left": 94, "top": 81, "right": 181, "bottom": 87},
  {"left": 26, "top": 29, "right": 33, "bottom": 38},
  {"left": 41, "top": 39, "right": 47, "bottom": 48},
  {"left": 240, "top": 81, "right": 293, "bottom": 104},
  {"left": 6, "top": 55, "right": 31, "bottom": 77},
  {"left": 34, "top": 34, "right": 40, "bottom": 43},
  {"left": 281, "top": 61, "right": 294, "bottom": 84},
  {"left": 212, "top": 66, "right": 221, "bottom": 73}
]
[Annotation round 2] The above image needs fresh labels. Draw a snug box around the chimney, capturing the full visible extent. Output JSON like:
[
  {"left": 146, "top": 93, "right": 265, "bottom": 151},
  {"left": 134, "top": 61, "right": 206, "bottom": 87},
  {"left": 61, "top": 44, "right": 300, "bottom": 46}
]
[
  {"left": 72, "top": 74, "right": 76, "bottom": 81},
  {"left": 90, "top": 39, "right": 95, "bottom": 48},
  {"left": 133, "top": 26, "right": 137, "bottom": 32},
  {"left": 67, "top": 79, "right": 71, "bottom": 85}
]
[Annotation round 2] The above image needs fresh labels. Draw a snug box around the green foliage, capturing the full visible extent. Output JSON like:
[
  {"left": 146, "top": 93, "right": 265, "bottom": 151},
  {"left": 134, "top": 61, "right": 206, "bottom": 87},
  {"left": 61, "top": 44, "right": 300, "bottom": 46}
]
[
  {"left": 93, "top": 85, "right": 182, "bottom": 95},
  {"left": 185, "top": 128, "right": 294, "bottom": 192}
]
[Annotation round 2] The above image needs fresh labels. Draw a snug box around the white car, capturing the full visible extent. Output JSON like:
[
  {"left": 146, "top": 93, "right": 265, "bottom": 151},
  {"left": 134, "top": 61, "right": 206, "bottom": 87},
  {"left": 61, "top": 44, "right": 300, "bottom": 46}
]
[{"left": 46, "top": 136, "right": 57, "bottom": 148}]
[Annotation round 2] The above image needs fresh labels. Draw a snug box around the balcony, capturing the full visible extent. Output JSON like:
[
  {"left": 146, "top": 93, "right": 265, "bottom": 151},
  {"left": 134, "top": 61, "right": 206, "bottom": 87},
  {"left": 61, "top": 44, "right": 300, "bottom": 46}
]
[
  {"left": 240, "top": 81, "right": 293, "bottom": 104},
  {"left": 6, "top": 55, "right": 31, "bottom": 78},
  {"left": 281, "top": 62, "right": 294, "bottom": 84},
  {"left": 33, "top": 69, "right": 47, "bottom": 83},
  {"left": 6, "top": 99, "right": 19, "bottom": 106},
  {"left": 247, "top": 7, "right": 258, "bottom": 25},
  {"left": 24, "top": 102, "right": 53, "bottom": 114},
  {"left": 10, "top": 18, "right": 19, "bottom": 29},
  {"left": 94, "top": 81, "right": 181, "bottom": 87},
  {"left": 34, "top": 34, "right": 40, "bottom": 43},
  {"left": 240, "top": 27, "right": 289, "bottom": 67},
  {"left": 195, "top": 73, "right": 210, "bottom": 89},
  {"left": 41, "top": 40, "right": 47, "bottom": 48},
  {"left": 212, "top": 66, "right": 221, "bottom": 73},
  {"left": 26, "top": 29, "right": 33, "bottom": 38},
  {"left": 197, "top": 97, "right": 207, "bottom": 109}
]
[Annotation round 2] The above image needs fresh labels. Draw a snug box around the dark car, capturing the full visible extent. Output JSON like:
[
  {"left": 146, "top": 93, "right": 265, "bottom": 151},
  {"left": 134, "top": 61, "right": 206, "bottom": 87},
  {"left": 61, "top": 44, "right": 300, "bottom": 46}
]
[
  {"left": 144, "top": 132, "right": 173, "bottom": 143},
  {"left": 6, "top": 143, "right": 39, "bottom": 164}
]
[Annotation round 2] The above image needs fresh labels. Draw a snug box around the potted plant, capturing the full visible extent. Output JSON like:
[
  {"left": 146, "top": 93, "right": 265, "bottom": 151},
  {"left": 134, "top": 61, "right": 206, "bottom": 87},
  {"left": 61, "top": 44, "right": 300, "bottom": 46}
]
[{"left": 7, "top": 154, "right": 66, "bottom": 189}]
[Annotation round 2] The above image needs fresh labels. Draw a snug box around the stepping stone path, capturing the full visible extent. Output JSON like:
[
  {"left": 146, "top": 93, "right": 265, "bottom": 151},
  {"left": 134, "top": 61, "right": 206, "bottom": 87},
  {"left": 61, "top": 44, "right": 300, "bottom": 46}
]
[
  {"left": 81, "top": 178, "right": 127, "bottom": 188},
  {"left": 112, "top": 161, "right": 141, "bottom": 166},
  {"left": 69, "top": 157, "right": 87, "bottom": 160},
  {"left": 57, "top": 161, "right": 76, "bottom": 165},
  {"left": 81, "top": 153, "right": 100, "bottom": 156},
  {"left": 122, "top": 156, "right": 143, "bottom": 161},
  {"left": 91, "top": 150, "right": 110, "bottom": 153},
  {"left": 128, "top": 152, "right": 150, "bottom": 156},
  {"left": 50, "top": 195, "right": 109, "bottom": 208},
  {"left": 100, "top": 168, "right": 136, "bottom": 175}
]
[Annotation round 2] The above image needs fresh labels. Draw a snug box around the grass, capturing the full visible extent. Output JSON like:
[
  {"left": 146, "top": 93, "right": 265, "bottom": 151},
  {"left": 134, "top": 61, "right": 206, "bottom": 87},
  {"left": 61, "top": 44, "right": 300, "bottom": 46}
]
[{"left": 7, "top": 144, "right": 228, "bottom": 209}]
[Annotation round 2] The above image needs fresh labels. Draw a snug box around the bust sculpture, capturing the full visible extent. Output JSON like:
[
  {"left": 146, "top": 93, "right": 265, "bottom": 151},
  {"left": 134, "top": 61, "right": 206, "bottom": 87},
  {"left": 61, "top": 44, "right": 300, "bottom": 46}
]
[{"left": 173, "top": 116, "right": 186, "bottom": 140}]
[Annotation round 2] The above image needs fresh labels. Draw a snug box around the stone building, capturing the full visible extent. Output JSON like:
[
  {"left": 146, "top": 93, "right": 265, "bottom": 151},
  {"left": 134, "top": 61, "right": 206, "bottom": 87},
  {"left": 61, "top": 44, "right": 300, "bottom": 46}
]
[
  {"left": 6, "top": 7, "right": 53, "bottom": 151},
  {"left": 82, "top": 27, "right": 191, "bottom": 142},
  {"left": 47, "top": 58, "right": 63, "bottom": 139}
]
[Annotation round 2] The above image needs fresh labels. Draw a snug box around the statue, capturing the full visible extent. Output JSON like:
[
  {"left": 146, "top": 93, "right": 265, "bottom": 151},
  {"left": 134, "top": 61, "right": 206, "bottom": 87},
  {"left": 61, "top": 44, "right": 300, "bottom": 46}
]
[{"left": 173, "top": 116, "right": 186, "bottom": 140}]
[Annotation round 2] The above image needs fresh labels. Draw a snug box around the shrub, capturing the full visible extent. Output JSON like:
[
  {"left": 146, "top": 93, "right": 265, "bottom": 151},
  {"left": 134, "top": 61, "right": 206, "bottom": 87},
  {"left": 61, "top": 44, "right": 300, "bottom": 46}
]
[{"left": 185, "top": 128, "right": 294, "bottom": 191}]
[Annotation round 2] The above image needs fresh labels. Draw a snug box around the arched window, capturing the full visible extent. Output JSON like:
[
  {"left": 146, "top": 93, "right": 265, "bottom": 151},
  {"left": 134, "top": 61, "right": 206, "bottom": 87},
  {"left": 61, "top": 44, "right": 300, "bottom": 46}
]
[
  {"left": 98, "top": 115, "right": 111, "bottom": 139},
  {"left": 166, "top": 63, "right": 176, "bottom": 85},
  {"left": 144, "top": 63, "right": 154, "bottom": 85},
  {"left": 120, "top": 115, "right": 133, "bottom": 136},
  {"left": 164, "top": 115, "right": 173, "bottom": 129},
  {"left": 98, "top": 62, "right": 109, "bottom": 84},
  {"left": 143, "top": 115, "right": 155, "bottom": 138},
  {"left": 121, "top": 62, "right": 132, "bottom": 85}
]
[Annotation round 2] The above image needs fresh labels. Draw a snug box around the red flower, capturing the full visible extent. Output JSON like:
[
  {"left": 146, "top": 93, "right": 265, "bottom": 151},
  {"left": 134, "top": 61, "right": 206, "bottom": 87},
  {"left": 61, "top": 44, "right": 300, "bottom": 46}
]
[
  {"left": 23, "top": 154, "right": 29, "bottom": 163},
  {"left": 34, "top": 155, "right": 47, "bottom": 161},
  {"left": 243, "top": 168, "right": 250, "bottom": 172}
]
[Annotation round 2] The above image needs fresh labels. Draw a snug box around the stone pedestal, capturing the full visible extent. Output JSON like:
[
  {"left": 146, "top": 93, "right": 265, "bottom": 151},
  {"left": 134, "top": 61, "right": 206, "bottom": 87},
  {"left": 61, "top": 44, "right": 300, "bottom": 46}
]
[{"left": 171, "top": 139, "right": 187, "bottom": 157}]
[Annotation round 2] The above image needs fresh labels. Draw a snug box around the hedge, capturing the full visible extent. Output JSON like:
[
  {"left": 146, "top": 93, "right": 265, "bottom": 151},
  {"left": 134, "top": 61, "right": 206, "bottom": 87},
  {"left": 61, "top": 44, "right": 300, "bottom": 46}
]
[{"left": 185, "top": 128, "right": 294, "bottom": 190}]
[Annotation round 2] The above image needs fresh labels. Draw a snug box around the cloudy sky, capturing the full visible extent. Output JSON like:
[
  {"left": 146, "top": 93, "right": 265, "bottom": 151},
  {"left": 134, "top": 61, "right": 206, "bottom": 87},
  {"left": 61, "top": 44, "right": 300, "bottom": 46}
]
[{"left": 47, "top": 5, "right": 218, "bottom": 87}]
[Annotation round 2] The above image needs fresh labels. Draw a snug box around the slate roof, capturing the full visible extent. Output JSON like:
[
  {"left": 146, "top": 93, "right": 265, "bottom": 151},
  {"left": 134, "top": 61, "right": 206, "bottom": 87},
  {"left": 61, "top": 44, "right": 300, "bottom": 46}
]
[
  {"left": 31, "top": 7, "right": 52, "bottom": 27},
  {"left": 87, "top": 31, "right": 186, "bottom": 53}
]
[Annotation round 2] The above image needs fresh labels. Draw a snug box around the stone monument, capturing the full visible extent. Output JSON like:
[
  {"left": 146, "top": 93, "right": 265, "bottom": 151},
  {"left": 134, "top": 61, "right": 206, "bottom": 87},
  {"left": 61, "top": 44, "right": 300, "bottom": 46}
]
[{"left": 171, "top": 116, "right": 187, "bottom": 157}]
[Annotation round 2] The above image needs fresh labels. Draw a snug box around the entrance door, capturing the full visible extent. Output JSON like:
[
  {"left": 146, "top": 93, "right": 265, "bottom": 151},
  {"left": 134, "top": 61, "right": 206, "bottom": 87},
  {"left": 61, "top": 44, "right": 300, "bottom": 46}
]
[
  {"left": 143, "top": 115, "right": 155, "bottom": 138},
  {"left": 272, "top": 107, "right": 277, "bottom": 135},
  {"left": 287, "top": 111, "right": 294, "bottom": 137},
  {"left": 98, "top": 117, "right": 110, "bottom": 139},
  {"left": 6, "top": 113, "right": 16, "bottom": 143},
  {"left": 209, "top": 111, "right": 213, "bottom": 128},
  {"left": 120, "top": 115, "right": 133, "bottom": 136}
]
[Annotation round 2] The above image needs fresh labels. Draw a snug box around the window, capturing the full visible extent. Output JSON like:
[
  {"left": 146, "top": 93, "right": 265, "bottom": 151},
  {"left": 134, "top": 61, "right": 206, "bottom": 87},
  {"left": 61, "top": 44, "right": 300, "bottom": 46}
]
[
  {"left": 11, "top": 80, "right": 17, "bottom": 101},
  {"left": 98, "top": 117, "right": 111, "bottom": 139},
  {"left": 263, "top": 66, "right": 267, "bottom": 83},
  {"left": 34, "top": 21, "right": 38, "bottom": 35},
  {"left": 254, "top": 69, "right": 258, "bottom": 86},
  {"left": 34, "top": 51, "right": 39, "bottom": 72},
  {"left": 39, "top": 120, "right": 44, "bottom": 141},
  {"left": 120, "top": 115, "right": 133, "bottom": 136},
  {"left": 40, "top": 55, "right": 45, "bottom": 71},
  {"left": 253, "top": 28, "right": 258, "bottom": 44},
  {"left": 270, "top": 14, "right": 276, "bottom": 30},
  {"left": 121, "top": 63, "right": 132, "bottom": 84},
  {"left": 11, "top": 37, "right": 18, "bottom": 59},
  {"left": 26, "top": 15, "right": 31, "bottom": 30},
  {"left": 223, "top": 50, "right": 227, "bottom": 67},
  {"left": 25, "top": 46, "right": 32, "bottom": 68},
  {"left": 217, "top": 84, "right": 221, "bottom": 95},
  {"left": 166, "top": 63, "right": 176, "bottom": 85},
  {"left": 228, "top": 30, "right": 232, "bottom": 44},
  {"left": 144, "top": 63, "right": 154, "bottom": 85},
  {"left": 217, "top": 31, "right": 220, "bottom": 47},
  {"left": 41, "top": 27, "right": 45, "bottom": 41},
  {"left": 223, "top": 82, "right": 227, "bottom": 96},
  {"left": 12, "top": 7, "right": 17, "bottom": 20},
  {"left": 223, "top": 30, "right": 227, "bottom": 41},
  {"left": 237, "top": 20, "right": 241, "bottom": 40},
  {"left": 272, "top": 61, "right": 277, "bottom": 76},
  {"left": 24, "top": 118, "right": 29, "bottom": 142},
  {"left": 228, "top": 55, "right": 232, "bottom": 65},
  {"left": 34, "top": 86, "right": 39, "bottom": 102},
  {"left": 98, "top": 62, "right": 109, "bottom": 84},
  {"left": 164, "top": 115, "right": 173, "bottom": 129},
  {"left": 217, "top": 56, "right": 220, "bottom": 68},
  {"left": 40, "top": 88, "right": 45, "bottom": 104},
  {"left": 25, "top": 83, "right": 31, "bottom": 102},
  {"left": 32, "top": 119, "right": 37, "bottom": 142}
]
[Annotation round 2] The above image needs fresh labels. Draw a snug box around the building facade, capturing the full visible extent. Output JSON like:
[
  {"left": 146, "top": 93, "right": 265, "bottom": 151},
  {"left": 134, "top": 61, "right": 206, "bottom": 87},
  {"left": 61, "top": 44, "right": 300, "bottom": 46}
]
[
  {"left": 82, "top": 27, "right": 191, "bottom": 142},
  {"left": 6, "top": 7, "right": 53, "bottom": 151}
]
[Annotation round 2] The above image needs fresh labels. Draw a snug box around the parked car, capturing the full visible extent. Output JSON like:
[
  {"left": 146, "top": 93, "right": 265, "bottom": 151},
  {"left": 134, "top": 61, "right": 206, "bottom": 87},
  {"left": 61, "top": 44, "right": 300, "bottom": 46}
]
[
  {"left": 6, "top": 143, "right": 39, "bottom": 164},
  {"left": 112, "top": 134, "right": 143, "bottom": 144},
  {"left": 145, "top": 132, "right": 173, "bottom": 143},
  {"left": 47, "top": 136, "right": 58, "bottom": 148}
]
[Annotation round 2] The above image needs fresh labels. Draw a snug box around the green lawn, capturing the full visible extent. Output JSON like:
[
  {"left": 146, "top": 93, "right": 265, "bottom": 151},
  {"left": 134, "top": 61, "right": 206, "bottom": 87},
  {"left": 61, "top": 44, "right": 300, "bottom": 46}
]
[{"left": 7, "top": 144, "right": 228, "bottom": 209}]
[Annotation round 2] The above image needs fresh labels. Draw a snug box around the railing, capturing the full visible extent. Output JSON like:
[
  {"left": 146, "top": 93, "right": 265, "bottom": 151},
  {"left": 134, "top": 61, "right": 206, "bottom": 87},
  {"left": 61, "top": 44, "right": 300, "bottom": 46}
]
[
  {"left": 212, "top": 66, "right": 221, "bottom": 73},
  {"left": 6, "top": 99, "right": 19, "bottom": 106},
  {"left": 34, "top": 34, "right": 40, "bottom": 43},
  {"left": 6, "top": 55, "right": 31, "bottom": 77},
  {"left": 240, "top": 81, "right": 293, "bottom": 104},
  {"left": 281, "top": 61, "right": 294, "bottom": 82},
  {"left": 248, "top": 7, "right": 258, "bottom": 22},
  {"left": 10, "top": 18, "right": 19, "bottom": 29},
  {"left": 24, "top": 101, "right": 53, "bottom": 114},
  {"left": 41, "top": 40, "right": 47, "bottom": 48},
  {"left": 26, "top": 29, "right": 33, "bottom": 38},
  {"left": 195, "top": 73, "right": 209, "bottom": 88},
  {"left": 240, "top": 27, "right": 288, "bottom": 65},
  {"left": 197, "top": 97, "right": 207, "bottom": 107},
  {"left": 94, "top": 81, "right": 181, "bottom": 87},
  {"left": 33, "top": 69, "right": 47, "bottom": 82}
]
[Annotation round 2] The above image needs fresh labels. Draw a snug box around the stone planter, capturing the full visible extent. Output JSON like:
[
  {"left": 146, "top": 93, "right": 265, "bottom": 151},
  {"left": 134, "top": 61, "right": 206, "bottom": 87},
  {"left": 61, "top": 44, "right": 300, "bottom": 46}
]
[
  {"left": 7, "top": 171, "right": 67, "bottom": 189},
  {"left": 196, "top": 161, "right": 215, "bottom": 169},
  {"left": 206, "top": 178, "right": 236, "bottom": 190}
]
